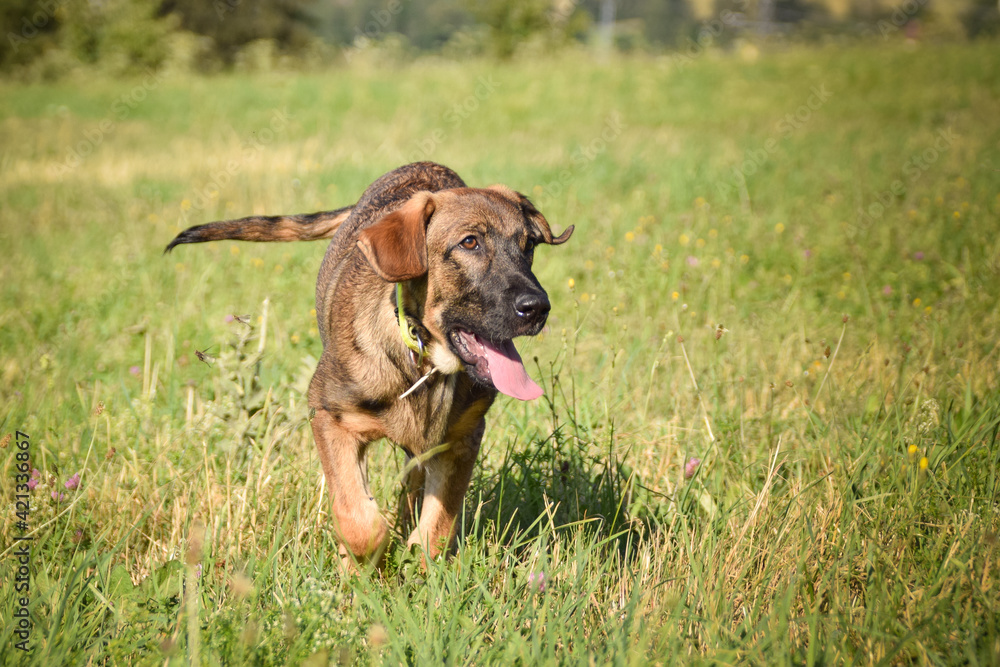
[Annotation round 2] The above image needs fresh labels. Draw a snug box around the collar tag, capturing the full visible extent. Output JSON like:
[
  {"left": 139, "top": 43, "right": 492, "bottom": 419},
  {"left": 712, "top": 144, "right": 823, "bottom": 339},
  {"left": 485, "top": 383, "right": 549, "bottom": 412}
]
[{"left": 396, "top": 282, "right": 425, "bottom": 365}]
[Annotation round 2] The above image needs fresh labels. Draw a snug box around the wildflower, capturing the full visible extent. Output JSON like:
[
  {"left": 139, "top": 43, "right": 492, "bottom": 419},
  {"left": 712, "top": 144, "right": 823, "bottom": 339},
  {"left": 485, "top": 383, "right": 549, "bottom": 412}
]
[
  {"left": 129, "top": 366, "right": 141, "bottom": 376},
  {"left": 882, "top": 285, "right": 892, "bottom": 295},
  {"left": 567, "top": 278, "right": 575, "bottom": 289},
  {"left": 27, "top": 469, "right": 41, "bottom": 490},
  {"left": 913, "top": 251, "right": 924, "bottom": 260},
  {"left": 225, "top": 314, "right": 235, "bottom": 323},
  {"left": 625, "top": 231, "right": 635, "bottom": 243},
  {"left": 907, "top": 444, "right": 918, "bottom": 458},
  {"left": 912, "top": 298, "right": 921, "bottom": 307},
  {"left": 290, "top": 334, "right": 300, "bottom": 344},
  {"left": 51, "top": 491, "right": 65, "bottom": 502},
  {"left": 527, "top": 571, "right": 546, "bottom": 592},
  {"left": 65, "top": 473, "right": 80, "bottom": 490},
  {"left": 803, "top": 249, "right": 812, "bottom": 259},
  {"left": 679, "top": 234, "right": 690, "bottom": 246},
  {"left": 181, "top": 199, "right": 192, "bottom": 211},
  {"left": 774, "top": 223, "right": 785, "bottom": 234},
  {"left": 684, "top": 457, "right": 701, "bottom": 479},
  {"left": 653, "top": 244, "right": 663, "bottom": 255},
  {"left": 708, "top": 229, "right": 718, "bottom": 239},
  {"left": 740, "top": 254, "right": 749, "bottom": 265},
  {"left": 230, "top": 245, "right": 240, "bottom": 256},
  {"left": 711, "top": 258, "right": 721, "bottom": 268},
  {"left": 72, "top": 529, "right": 85, "bottom": 543},
  {"left": 695, "top": 238, "right": 706, "bottom": 248},
  {"left": 919, "top": 457, "right": 929, "bottom": 471},
  {"left": 671, "top": 291, "right": 679, "bottom": 300},
  {"left": 842, "top": 272, "right": 851, "bottom": 281},
  {"left": 694, "top": 197, "right": 706, "bottom": 208},
  {"left": 686, "top": 256, "right": 699, "bottom": 267}
]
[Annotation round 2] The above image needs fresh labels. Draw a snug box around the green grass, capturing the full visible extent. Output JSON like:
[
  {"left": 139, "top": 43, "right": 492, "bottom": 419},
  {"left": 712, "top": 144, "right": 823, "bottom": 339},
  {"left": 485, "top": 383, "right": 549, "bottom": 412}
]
[{"left": 2, "top": 41, "right": 1000, "bottom": 665}]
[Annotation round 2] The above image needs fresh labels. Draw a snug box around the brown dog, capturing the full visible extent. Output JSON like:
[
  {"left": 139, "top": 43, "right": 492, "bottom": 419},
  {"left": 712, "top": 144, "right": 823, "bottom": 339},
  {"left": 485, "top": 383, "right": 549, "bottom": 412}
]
[{"left": 166, "top": 162, "right": 573, "bottom": 565}]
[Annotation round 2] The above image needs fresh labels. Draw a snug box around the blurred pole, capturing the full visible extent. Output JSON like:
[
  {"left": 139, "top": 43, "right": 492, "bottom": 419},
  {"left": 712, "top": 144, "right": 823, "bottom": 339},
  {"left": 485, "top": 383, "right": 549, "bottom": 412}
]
[
  {"left": 598, "top": 0, "right": 615, "bottom": 60},
  {"left": 757, "top": 0, "right": 775, "bottom": 36}
]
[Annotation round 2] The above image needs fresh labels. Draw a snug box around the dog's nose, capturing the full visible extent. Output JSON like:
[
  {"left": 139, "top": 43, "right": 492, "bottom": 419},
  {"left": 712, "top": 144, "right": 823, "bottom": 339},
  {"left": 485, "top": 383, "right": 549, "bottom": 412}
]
[{"left": 515, "top": 292, "right": 550, "bottom": 324}]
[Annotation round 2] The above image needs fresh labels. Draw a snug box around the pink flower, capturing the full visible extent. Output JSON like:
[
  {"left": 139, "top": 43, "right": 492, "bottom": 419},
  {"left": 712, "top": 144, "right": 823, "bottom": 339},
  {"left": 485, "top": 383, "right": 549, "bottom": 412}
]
[
  {"left": 225, "top": 314, "right": 235, "bottom": 323},
  {"left": 913, "top": 251, "right": 924, "bottom": 260},
  {"left": 882, "top": 285, "right": 892, "bottom": 296},
  {"left": 51, "top": 491, "right": 65, "bottom": 502},
  {"left": 803, "top": 249, "right": 812, "bottom": 259},
  {"left": 27, "top": 469, "right": 40, "bottom": 490},
  {"left": 129, "top": 366, "right": 141, "bottom": 376},
  {"left": 684, "top": 457, "right": 701, "bottom": 479},
  {"left": 65, "top": 473, "right": 80, "bottom": 490},
  {"left": 686, "top": 256, "right": 699, "bottom": 267},
  {"left": 527, "top": 572, "right": 546, "bottom": 592}
]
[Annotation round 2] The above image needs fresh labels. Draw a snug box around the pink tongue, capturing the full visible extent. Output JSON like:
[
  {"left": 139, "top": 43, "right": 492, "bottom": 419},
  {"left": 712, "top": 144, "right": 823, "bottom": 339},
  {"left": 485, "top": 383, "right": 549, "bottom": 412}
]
[{"left": 477, "top": 336, "right": 543, "bottom": 401}]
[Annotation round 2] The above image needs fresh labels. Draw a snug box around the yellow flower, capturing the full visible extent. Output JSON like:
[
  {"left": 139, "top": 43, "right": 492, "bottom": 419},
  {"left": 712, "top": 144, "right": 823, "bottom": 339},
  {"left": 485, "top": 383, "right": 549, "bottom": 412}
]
[
  {"left": 605, "top": 246, "right": 616, "bottom": 257},
  {"left": 924, "top": 306, "right": 932, "bottom": 315},
  {"left": 774, "top": 223, "right": 785, "bottom": 234},
  {"left": 711, "top": 258, "right": 721, "bottom": 268},
  {"left": 935, "top": 196, "right": 943, "bottom": 206},
  {"left": 584, "top": 260, "right": 595, "bottom": 271},
  {"left": 782, "top": 273, "right": 792, "bottom": 284},
  {"left": 842, "top": 272, "right": 851, "bottom": 281},
  {"left": 567, "top": 278, "right": 575, "bottom": 289},
  {"left": 580, "top": 293, "right": 590, "bottom": 303},
  {"left": 695, "top": 238, "right": 706, "bottom": 248},
  {"left": 913, "top": 298, "right": 921, "bottom": 307},
  {"left": 251, "top": 257, "right": 264, "bottom": 267},
  {"left": 953, "top": 211, "right": 961, "bottom": 220},
  {"left": 708, "top": 229, "right": 718, "bottom": 238},
  {"left": 625, "top": 231, "right": 635, "bottom": 243},
  {"left": 291, "top": 334, "right": 300, "bottom": 344},
  {"left": 722, "top": 215, "right": 732, "bottom": 224},
  {"left": 175, "top": 263, "right": 185, "bottom": 272},
  {"left": 907, "top": 444, "right": 918, "bottom": 456},
  {"left": 837, "top": 290, "right": 846, "bottom": 299},
  {"left": 274, "top": 264, "right": 284, "bottom": 274},
  {"left": 694, "top": 197, "right": 706, "bottom": 208},
  {"left": 148, "top": 213, "right": 159, "bottom": 223},
  {"left": 671, "top": 291, "right": 679, "bottom": 300},
  {"left": 653, "top": 244, "right": 663, "bottom": 255},
  {"left": 181, "top": 199, "right": 192, "bottom": 211},
  {"left": 310, "top": 308, "right": 317, "bottom": 317},
  {"left": 230, "top": 245, "right": 240, "bottom": 256},
  {"left": 908, "top": 209, "right": 918, "bottom": 219},
  {"left": 679, "top": 234, "right": 690, "bottom": 246},
  {"left": 919, "top": 457, "right": 928, "bottom": 470},
  {"left": 740, "top": 254, "right": 749, "bottom": 264}
]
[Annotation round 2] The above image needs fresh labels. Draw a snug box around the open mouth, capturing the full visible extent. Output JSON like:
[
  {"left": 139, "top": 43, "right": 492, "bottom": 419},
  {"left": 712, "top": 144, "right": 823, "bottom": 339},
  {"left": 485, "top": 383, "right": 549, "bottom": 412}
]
[{"left": 448, "top": 329, "right": 543, "bottom": 401}]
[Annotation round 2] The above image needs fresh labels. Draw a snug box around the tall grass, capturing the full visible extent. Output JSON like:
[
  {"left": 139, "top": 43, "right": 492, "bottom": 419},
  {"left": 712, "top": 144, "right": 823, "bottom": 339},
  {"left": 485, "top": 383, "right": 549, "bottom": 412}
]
[{"left": 1, "top": 42, "right": 999, "bottom": 664}]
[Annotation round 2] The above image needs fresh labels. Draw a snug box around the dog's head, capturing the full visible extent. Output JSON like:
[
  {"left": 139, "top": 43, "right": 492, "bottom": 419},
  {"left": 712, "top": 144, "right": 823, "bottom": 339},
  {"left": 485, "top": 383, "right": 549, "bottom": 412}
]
[{"left": 357, "top": 186, "right": 573, "bottom": 400}]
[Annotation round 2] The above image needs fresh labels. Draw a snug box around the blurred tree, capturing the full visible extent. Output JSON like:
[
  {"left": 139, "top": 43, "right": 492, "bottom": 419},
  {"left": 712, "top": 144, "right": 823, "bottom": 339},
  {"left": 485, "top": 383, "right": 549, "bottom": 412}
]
[
  {"left": 2, "top": 0, "right": 64, "bottom": 69},
  {"left": 962, "top": 0, "right": 1000, "bottom": 38},
  {"left": 158, "top": 0, "right": 316, "bottom": 65},
  {"left": 466, "top": 0, "right": 552, "bottom": 57}
]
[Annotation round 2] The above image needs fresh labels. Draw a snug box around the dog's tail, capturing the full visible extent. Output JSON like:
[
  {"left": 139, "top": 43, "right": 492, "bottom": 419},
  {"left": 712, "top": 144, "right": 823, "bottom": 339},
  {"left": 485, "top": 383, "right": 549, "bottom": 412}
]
[{"left": 164, "top": 206, "right": 353, "bottom": 253}]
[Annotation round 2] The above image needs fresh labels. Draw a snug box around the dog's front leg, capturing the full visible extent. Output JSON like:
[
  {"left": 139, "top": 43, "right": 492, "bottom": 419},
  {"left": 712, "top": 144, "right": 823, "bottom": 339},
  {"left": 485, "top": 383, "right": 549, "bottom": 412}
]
[
  {"left": 406, "top": 421, "right": 484, "bottom": 560},
  {"left": 311, "top": 408, "right": 389, "bottom": 569}
]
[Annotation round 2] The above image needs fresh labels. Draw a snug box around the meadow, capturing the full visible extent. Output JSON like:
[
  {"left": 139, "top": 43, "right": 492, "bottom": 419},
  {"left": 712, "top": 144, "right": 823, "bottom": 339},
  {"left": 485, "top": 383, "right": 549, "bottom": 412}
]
[{"left": 1, "top": 41, "right": 999, "bottom": 665}]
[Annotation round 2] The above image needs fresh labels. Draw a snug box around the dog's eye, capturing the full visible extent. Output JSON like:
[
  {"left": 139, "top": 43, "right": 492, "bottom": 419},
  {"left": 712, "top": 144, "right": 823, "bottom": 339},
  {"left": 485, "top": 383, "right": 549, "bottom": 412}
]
[
  {"left": 459, "top": 236, "right": 479, "bottom": 250},
  {"left": 524, "top": 239, "right": 537, "bottom": 253}
]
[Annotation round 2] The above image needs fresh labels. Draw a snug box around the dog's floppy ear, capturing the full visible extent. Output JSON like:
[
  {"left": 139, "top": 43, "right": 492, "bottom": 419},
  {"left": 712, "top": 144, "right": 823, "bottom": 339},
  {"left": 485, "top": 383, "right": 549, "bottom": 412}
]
[
  {"left": 357, "top": 191, "right": 436, "bottom": 281},
  {"left": 488, "top": 185, "right": 574, "bottom": 245}
]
